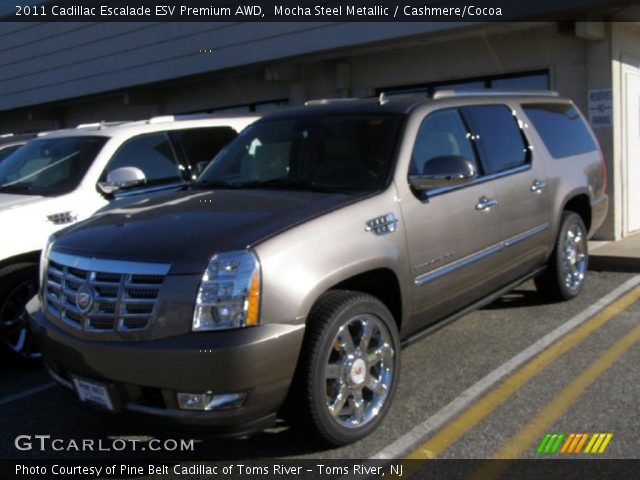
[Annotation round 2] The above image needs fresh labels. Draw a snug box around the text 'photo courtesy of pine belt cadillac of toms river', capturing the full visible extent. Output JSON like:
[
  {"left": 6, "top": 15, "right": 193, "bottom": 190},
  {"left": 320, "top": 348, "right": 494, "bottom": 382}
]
[{"left": 29, "top": 91, "right": 608, "bottom": 446}]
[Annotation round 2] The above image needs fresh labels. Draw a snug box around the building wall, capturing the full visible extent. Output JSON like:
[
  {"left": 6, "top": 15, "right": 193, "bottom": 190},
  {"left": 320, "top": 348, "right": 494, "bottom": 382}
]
[
  {"left": 0, "top": 22, "right": 623, "bottom": 239},
  {"left": 611, "top": 23, "right": 640, "bottom": 238}
]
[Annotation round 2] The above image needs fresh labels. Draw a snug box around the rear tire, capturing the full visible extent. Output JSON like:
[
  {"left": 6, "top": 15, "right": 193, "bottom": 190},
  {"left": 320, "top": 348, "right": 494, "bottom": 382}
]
[
  {"left": 535, "top": 212, "right": 588, "bottom": 301},
  {"left": 0, "top": 263, "right": 41, "bottom": 366},
  {"left": 286, "top": 290, "right": 400, "bottom": 446}
]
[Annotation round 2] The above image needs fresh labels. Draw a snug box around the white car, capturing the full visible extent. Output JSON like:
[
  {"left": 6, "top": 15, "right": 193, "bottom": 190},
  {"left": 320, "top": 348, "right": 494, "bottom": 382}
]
[{"left": 0, "top": 114, "right": 259, "bottom": 362}]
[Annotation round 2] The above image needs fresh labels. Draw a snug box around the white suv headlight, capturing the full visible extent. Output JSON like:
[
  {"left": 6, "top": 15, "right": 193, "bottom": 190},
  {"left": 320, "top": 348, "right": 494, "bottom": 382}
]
[{"left": 192, "top": 250, "right": 261, "bottom": 331}]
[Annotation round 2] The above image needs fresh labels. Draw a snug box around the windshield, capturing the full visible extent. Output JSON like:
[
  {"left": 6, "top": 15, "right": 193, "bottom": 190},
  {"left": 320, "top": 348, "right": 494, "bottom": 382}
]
[
  {"left": 0, "top": 136, "right": 107, "bottom": 196},
  {"left": 197, "top": 115, "right": 403, "bottom": 193}
]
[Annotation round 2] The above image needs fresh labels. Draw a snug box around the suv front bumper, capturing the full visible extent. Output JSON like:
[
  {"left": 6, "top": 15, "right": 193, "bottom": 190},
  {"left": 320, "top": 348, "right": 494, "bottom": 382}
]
[{"left": 28, "top": 297, "right": 305, "bottom": 433}]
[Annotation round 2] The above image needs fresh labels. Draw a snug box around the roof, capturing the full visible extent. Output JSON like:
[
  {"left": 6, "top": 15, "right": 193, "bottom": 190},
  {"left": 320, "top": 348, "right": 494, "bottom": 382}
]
[
  {"left": 261, "top": 90, "right": 567, "bottom": 121},
  {"left": 0, "top": 132, "right": 38, "bottom": 147},
  {"left": 38, "top": 114, "right": 261, "bottom": 140}
]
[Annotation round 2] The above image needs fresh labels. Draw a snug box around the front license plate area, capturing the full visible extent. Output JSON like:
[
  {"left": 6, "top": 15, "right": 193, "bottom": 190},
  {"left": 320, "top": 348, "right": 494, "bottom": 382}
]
[{"left": 72, "top": 376, "right": 114, "bottom": 411}]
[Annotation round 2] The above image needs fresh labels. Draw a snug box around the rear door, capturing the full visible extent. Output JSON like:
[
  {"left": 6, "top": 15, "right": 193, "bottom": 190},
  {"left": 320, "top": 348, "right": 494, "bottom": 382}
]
[{"left": 460, "top": 104, "right": 551, "bottom": 282}]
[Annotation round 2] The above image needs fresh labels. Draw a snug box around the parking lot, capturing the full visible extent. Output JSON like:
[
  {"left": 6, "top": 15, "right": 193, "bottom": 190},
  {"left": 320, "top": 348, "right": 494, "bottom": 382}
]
[{"left": 1, "top": 269, "right": 639, "bottom": 464}]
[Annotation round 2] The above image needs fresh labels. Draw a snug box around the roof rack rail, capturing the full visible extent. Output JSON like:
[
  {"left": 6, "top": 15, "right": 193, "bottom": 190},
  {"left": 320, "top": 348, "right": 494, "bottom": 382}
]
[
  {"left": 76, "top": 121, "right": 129, "bottom": 130},
  {"left": 304, "top": 98, "right": 360, "bottom": 106},
  {"left": 432, "top": 89, "right": 560, "bottom": 99}
]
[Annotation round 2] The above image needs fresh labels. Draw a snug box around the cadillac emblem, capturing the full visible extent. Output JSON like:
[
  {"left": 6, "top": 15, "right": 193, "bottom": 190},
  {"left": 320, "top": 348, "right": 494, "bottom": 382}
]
[{"left": 75, "top": 285, "right": 95, "bottom": 313}]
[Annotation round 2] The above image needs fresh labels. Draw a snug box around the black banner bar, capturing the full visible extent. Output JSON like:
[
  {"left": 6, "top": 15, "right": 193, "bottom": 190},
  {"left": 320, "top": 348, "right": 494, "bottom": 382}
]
[
  {"left": 2, "top": 0, "right": 640, "bottom": 22},
  {"left": 2, "top": 459, "right": 640, "bottom": 480}
]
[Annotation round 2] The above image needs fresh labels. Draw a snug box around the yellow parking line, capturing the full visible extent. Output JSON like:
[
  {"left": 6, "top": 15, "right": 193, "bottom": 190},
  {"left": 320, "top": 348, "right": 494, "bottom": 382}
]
[
  {"left": 467, "top": 321, "right": 640, "bottom": 480},
  {"left": 491, "top": 321, "right": 640, "bottom": 459},
  {"left": 406, "top": 285, "right": 640, "bottom": 460}
]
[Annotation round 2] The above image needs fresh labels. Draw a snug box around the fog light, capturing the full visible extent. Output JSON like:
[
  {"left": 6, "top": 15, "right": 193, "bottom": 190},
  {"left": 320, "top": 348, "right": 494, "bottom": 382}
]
[{"left": 177, "top": 392, "right": 246, "bottom": 411}]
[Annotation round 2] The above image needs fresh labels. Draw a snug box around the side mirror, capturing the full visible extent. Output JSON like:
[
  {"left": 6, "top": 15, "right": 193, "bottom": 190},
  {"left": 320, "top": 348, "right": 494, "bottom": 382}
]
[
  {"left": 98, "top": 167, "right": 146, "bottom": 195},
  {"left": 409, "top": 155, "right": 476, "bottom": 191}
]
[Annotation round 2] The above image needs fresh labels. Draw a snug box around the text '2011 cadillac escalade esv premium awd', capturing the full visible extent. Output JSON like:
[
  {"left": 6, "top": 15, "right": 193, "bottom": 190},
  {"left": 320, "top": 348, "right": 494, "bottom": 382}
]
[{"left": 30, "top": 92, "right": 607, "bottom": 445}]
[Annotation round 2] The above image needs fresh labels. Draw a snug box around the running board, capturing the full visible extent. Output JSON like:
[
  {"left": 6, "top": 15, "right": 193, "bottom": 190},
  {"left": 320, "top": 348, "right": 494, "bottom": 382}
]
[{"left": 401, "top": 266, "right": 547, "bottom": 348}]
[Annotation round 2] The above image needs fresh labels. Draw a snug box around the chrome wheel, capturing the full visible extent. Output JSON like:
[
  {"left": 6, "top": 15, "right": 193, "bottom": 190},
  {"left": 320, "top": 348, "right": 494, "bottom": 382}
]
[
  {"left": 324, "top": 314, "right": 394, "bottom": 428},
  {"left": 561, "top": 223, "right": 587, "bottom": 292},
  {"left": 0, "top": 279, "right": 41, "bottom": 359}
]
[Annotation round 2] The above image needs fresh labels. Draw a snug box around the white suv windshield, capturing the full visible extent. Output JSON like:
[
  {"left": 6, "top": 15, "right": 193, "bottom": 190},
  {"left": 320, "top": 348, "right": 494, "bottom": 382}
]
[{"left": 0, "top": 136, "right": 107, "bottom": 196}]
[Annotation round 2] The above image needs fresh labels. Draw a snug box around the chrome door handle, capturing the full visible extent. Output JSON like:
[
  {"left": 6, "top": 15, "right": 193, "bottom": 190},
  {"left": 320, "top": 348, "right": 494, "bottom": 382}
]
[
  {"left": 530, "top": 179, "right": 547, "bottom": 193},
  {"left": 475, "top": 196, "right": 498, "bottom": 211}
]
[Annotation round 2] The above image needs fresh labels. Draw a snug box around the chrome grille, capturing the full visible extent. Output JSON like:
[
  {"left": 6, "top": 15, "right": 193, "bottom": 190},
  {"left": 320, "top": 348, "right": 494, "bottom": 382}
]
[{"left": 44, "top": 251, "right": 170, "bottom": 333}]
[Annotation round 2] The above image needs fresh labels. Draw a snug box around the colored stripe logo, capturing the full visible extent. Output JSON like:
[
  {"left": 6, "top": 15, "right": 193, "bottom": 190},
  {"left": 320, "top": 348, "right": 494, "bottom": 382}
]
[{"left": 537, "top": 433, "right": 613, "bottom": 454}]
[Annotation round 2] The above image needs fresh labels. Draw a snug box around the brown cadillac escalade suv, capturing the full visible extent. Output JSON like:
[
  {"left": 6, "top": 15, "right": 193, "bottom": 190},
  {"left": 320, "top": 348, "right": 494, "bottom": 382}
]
[{"left": 29, "top": 91, "right": 607, "bottom": 445}]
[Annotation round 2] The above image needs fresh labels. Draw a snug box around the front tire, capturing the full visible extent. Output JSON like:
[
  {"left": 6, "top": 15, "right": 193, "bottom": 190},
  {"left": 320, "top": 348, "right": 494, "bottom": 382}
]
[
  {"left": 535, "top": 211, "right": 588, "bottom": 301},
  {"left": 0, "top": 263, "right": 41, "bottom": 366},
  {"left": 290, "top": 290, "right": 400, "bottom": 446}
]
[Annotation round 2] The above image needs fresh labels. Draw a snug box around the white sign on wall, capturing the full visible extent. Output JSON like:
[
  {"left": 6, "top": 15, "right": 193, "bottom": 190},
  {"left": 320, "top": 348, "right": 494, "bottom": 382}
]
[{"left": 588, "top": 88, "right": 612, "bottom": 128}]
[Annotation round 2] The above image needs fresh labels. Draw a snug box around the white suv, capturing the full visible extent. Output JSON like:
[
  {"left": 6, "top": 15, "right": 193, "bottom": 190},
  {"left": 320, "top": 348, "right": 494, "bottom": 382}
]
[{"left": 0, "top": 114, "right": 259, "bottom": 362}]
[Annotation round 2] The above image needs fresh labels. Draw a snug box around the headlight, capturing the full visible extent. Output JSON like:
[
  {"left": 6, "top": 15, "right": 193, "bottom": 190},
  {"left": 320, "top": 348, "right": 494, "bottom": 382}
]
[
  {"left": 39, "top": 235, "right": 55, "bottom": 291},
  {"left": 192, "top": 250, "right": 261, "bottom": 331}
]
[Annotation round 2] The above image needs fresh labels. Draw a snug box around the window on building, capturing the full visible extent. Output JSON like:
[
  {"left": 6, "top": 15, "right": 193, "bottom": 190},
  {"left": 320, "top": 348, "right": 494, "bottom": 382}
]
[
  {"left": 460, "top": 105, "right": 529, "bottom": 175},
  {"left": 378, "top": 70, "right": 550, "bottom": 97},
  {"left": 492, "top": 73, "right": 549, "bottom": 90},
  {"left": 522, "top": 103, "right": 596, "bottom": 158},
  {"left": 102, "top": 133, "right": 182, "bottom": 184},
  {"left": 411, "top": 109, "right": 477, "bottom": 175}
]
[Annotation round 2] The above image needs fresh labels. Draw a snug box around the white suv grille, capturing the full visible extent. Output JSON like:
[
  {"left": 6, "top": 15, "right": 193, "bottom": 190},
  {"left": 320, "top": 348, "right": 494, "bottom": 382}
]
[{"left": 44, "top": 252, "right": 170, "bottom": 332}]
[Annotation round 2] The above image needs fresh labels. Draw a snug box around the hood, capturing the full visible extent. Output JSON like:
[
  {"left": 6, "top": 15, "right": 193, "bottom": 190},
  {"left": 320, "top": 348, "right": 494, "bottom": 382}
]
[
  {"left": 52, "top": 188, "right": 361, "bottom": 274},
  {"left": 0, "top": 192, "right": 44, "bottom": 211}
]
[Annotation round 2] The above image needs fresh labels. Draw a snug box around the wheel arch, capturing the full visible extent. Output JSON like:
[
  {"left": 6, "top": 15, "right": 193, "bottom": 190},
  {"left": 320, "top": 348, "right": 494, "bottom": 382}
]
[
  {"left": 0, "top": 251, "right": 40, "bottom": 273},
  {"left": 303, "top": 266, "right": 405, "bottom": 333}
]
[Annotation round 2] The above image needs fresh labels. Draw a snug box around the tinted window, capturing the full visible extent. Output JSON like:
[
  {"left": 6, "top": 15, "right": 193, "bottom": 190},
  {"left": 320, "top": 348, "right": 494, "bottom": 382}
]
[
  {"left": 171, "top": 127, "right": 238, "bottom": 178},
  {"left": 523, "top": 103, "right": 597, "bottom": 158},
  {"left": 103, "top": 133, "right": 181, "bottom": 184},
  {"left": 461, "top": 105, "right": 528, "bottom": 175},
  {"left": 0, "top": 145, "right": 21, "bottom": 162},
  {"left": 411, "top": 109, "right": 477, "bottom": 175},
  {"left": 199, "top": 115, "right": 402, "bottom": 192},
  {"left": 0, "top": 137, "right": 106, "bottom": 196}
]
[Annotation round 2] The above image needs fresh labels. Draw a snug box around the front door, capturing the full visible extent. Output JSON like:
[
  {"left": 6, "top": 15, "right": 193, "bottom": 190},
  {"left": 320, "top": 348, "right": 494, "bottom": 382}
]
[{"left": 400, "top": 108, "right": 504, "bottom": 332}]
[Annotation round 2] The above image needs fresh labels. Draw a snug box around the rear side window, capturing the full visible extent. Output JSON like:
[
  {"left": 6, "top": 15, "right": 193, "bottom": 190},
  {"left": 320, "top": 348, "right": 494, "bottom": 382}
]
[
  {"left": 460, "top": 105, "right": 529, "bottom": 175},
  {"left": 170, "top": 127, "right": 238, "bottom": 171},
  {"left": 522, "top": 103, "right": 597, "bottom": 158},
  {"left": 411, "top": 109, "right": 477, "bottom": 175}
]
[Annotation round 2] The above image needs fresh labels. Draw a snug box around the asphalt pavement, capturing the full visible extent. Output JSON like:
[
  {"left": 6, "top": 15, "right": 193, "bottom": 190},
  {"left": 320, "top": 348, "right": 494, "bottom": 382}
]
[{"left": 1, "top": 268, "right": 639, "bottom": 465}]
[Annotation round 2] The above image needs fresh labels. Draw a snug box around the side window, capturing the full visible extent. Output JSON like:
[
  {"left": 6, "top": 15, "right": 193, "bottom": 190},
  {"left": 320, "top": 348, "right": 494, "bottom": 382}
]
[
  {"left": 170, "top": 127, "right": 238, "bottom": 173},
  {"left": 102, "top": 133, "right": 182, "bottom": 184},
  {"left": 522, "top": 103, "right": 596, "bottom": 158},
  {"left": 410, "top": 109, "right": 477, "bottom": 175},
  {"left": 460, "top": 105, "right": 529, "bottom": 175}
]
